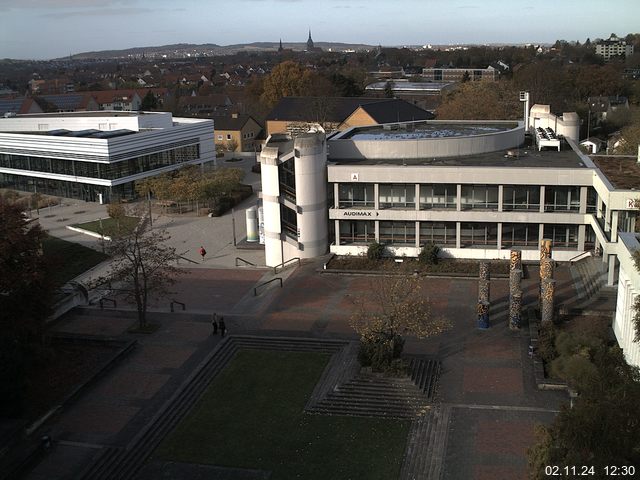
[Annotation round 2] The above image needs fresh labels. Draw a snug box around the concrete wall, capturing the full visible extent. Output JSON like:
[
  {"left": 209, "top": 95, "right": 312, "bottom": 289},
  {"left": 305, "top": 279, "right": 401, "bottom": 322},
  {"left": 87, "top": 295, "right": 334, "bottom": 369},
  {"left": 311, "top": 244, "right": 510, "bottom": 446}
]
[
  {"left": 613, "top": 232, "right": 640, "bottom": 368},
  {"left": 528, "top": 105, "right": 580, "bottom": 142},
  {"left": 329, "top": 121, "right": 524, "bottom": 160}
]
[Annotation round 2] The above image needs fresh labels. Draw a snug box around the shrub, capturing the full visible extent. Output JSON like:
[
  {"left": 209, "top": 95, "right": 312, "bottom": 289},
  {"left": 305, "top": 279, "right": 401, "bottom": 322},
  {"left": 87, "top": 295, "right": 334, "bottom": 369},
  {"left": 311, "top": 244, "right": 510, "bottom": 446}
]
[
  {"left": 418, "top": 243, "right": 440, "bottom": 265},
  {"left": 358, "top": 333, "right": 405, "bottom": 374},
  {"left": 536, "top": 321, "right": 558, "bottom": 365},
  {"left": 367, "top": 242, "right": 386, "bottom": 261}
]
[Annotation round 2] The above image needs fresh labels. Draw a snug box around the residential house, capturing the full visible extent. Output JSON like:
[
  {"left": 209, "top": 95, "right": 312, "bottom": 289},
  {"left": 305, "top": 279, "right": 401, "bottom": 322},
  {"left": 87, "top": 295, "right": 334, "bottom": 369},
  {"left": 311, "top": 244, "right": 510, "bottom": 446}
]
[
  {"left": 265, "top": 97, "right": 434, "bottom": 137},
  {"left": 0, "top": 97, "right": 43, "bottom": 117},
  {"left": 214, "top": 113, "right": 263, "bottom": 152},
  {"left": 178, "top": 94, "right": 232, "bottom": 117},
  {"left": 33, "top": 93, "right": 99, "bottom": 113}
]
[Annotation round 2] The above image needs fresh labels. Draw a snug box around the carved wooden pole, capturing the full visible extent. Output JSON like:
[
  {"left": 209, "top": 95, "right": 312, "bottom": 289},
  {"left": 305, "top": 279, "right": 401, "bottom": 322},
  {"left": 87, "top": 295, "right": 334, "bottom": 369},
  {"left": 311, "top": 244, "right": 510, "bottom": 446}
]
[{"left": 541, "top": 279, "right": 556, "bottom": 324}]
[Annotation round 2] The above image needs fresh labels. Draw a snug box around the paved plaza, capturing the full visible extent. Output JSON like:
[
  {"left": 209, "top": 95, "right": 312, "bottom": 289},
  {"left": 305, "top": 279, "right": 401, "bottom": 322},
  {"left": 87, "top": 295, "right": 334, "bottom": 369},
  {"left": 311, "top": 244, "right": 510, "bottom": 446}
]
[{"left": 21, "top": 188, "right": 584, "bottom": 479}]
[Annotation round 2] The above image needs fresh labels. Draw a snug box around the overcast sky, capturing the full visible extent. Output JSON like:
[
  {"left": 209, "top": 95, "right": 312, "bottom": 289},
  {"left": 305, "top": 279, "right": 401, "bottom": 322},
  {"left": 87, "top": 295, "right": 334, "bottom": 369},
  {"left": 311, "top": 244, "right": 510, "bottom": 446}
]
[{"left": 1, "top": 0, "right": 638, "bottom": 60}]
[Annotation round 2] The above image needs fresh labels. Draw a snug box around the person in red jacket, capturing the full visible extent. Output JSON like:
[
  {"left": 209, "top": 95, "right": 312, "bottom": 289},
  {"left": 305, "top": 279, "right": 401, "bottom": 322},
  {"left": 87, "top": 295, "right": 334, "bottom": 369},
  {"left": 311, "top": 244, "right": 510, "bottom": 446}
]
[{"left": 199, "top": 246, "right": 207, "bottom": 261}]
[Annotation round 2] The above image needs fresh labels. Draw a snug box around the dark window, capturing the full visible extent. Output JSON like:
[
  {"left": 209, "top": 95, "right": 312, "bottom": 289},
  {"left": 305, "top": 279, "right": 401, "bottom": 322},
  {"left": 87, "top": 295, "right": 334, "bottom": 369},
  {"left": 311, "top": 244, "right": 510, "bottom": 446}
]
[
  {"left": 501, "top": 223, "right": 539, "bottom": 247},
  {"left": 460, "top": 222, "right": 498, "bottom": 247},
  {"left": 379, "top": 221, "right": 416, "bottom": 244},
  {"left": 503, "top": 185, "right": 540, "bottom": 211},
  {"left": 339, "top": 183, "right": 374, "bottom": 208},
  {"left": 420, "top": 221, "right": 456, "bottom": 245},
  {"left": 339, "top": 221, "right": 375, "bottom": 244}
]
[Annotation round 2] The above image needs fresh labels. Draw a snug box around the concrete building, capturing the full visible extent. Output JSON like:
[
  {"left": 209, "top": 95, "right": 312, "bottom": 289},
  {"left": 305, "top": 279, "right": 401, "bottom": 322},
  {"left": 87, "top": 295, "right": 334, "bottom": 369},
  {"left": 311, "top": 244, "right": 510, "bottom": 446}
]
[
  {"left": 614, "top": 232, "right": 640, "bottom": 368},
  {"left": 0, "top": 111, "right": 215, "bottom": 203},
  {"left": 595, "top": 34, "right": 634, "bottom": 60},
  {"left": 422, "top": 67, "right": 496, "bottom": 82}
]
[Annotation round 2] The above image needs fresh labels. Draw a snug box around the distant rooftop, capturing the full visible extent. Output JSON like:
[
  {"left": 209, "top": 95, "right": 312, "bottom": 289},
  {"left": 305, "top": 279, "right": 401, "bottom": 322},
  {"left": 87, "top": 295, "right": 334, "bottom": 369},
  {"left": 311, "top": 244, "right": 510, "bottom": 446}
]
[
  {"left": 592, "top": 156, "right": 640, "bottom": 190},
  {"left": 365, "top": 81, "right": 454, "bottom": 93}
]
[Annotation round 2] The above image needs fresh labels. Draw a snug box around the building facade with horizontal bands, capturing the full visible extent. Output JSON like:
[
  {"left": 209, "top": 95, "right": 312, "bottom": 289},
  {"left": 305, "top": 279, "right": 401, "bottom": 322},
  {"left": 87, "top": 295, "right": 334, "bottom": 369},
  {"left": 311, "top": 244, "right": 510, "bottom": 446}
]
[{"left": 0, "top": 111, "right": 215, "bottom": 203}]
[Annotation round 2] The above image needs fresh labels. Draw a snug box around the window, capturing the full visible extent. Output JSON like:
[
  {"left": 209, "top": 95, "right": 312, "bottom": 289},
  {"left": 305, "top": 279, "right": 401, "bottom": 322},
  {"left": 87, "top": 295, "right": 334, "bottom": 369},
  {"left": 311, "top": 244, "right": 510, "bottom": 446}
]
[
  {"left": 226, "top": 134, "right": 232, "bottom": 140},
  {"left": 544, "top": 186, "right": 580, "bottom": 212},
  {"left": 379, "top": 221, "right": 415, "bottom": 245},
  {"left": 419, "top": 184, "right": 456, "bottom": 209},
  {"left": 280, "top": 204, "right": 297, "bottom": 239},
  {"left": 217, "top": 135, "right": 223, "bottom": 140},
  {"left": 339, "top": 221, "right": 375, "bottom": 244},
  {"left": 461, "top": 185, "right": 498, "bottom": 210},
  {"left": 338, "top": 183, "right": 374, "bottom": 208},
  {"left": 460, "top": 223, "right": 498, "bottom": 247},
  {"left": 379, "top": 184, "right": 415, "bottom": 209},
  {"left": 501, "top": 223, "right": 538, "bottom": 247},
  {"left": 278, "top": 158, "right": 296, "bottom": 202},
  {"left": 543, "top": 224, "right": 579, "bottom": 248},
  {"left": 586, "top": 187, "right": 597, "bottom": 213},
  {"left": 420, "top": 222, "right": 456, "bottom": 245},
  {"left": 503, "top": 185, "right": 540, "bottom": 211}
]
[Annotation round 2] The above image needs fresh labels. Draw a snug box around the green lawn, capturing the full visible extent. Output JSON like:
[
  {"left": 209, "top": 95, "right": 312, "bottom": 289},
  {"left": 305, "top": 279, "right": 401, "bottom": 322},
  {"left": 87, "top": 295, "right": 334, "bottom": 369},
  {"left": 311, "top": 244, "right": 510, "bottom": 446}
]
[
  {"left": 42, "top": 235, "right": 109, "bottom": 286},
  {"left": 73, "top": 216, "right": 139, "bottom": 236},
  {"left": 155, "top": 350, "right": 410, "bottom": 480}
]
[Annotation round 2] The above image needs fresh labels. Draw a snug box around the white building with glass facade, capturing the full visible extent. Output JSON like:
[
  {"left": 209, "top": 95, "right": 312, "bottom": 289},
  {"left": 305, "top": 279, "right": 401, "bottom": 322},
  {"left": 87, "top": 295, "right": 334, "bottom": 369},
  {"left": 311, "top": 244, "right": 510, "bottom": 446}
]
[
  {"left": 0, "top": 111, "right": 215, "bottom": 203},
  {"left": 258, "top": 106, "right": 640, "bottom": 366}
]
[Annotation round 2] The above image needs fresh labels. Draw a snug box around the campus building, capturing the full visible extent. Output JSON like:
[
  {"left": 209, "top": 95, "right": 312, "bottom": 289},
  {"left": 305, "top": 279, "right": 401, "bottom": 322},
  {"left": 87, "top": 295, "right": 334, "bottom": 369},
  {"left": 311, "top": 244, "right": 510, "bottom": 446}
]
[
  {"left": 258, "top": 104, "right": 640, "bottom": 366},
  {"left": 0, "top": 111, "right": 215, "bottom": 203}
]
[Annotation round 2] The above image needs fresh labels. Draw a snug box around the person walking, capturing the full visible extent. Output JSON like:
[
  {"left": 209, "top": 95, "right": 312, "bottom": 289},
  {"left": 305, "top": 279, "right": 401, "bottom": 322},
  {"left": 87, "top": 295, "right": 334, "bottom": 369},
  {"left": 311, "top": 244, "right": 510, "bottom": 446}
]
[
  {"left": 199, "top": 245, "right": 207, "bottom": 261},
  {"left": 211, "top": 313, "right": 218, "bottom": 335},
  {"left": 219, "top": 316, "right": 226, "bottom": 337}
]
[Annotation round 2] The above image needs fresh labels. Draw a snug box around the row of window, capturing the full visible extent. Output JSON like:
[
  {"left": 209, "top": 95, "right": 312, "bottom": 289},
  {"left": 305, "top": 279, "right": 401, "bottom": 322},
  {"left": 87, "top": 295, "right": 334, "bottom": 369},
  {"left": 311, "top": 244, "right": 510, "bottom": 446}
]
[
  {"left": 0, "top": 145, "right": 200, "bottom": 181},
  {"left": 338, "top": 220, "right": 589, "bottom": 249},
  {"left": 337, "top": 183, "right": 596, "bottom": 212}
]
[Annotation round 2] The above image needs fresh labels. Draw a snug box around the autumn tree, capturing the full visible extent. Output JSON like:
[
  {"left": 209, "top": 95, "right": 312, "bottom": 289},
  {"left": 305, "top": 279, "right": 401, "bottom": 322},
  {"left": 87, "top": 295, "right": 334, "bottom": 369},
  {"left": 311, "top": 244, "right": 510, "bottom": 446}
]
[
  {"left": 350, "top": 275, "right": 450, "bottom": 373},
  {"left": 101, "top": 213, "right": 181, "bottom": 329},
  {"left": 528, "top": 346, "right": 640, "bottom": 477},
  {"left": 260, "top": 61, "right": 315, "bottom": 108},
  {"left": 0, "top": 201, "right": 53, "bottom": 416},
  {"left": 107, "top": 203, "right": 126, "bottom": 234},
  {"left": 437, "top": 81, "right": 521, "bottom": 120}
]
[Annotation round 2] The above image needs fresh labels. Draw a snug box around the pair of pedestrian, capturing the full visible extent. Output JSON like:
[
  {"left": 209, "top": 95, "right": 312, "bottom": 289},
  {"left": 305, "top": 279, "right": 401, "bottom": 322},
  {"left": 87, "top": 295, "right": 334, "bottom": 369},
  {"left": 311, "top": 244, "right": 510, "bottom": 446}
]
[
  {"left": 211, "top": 312, "right": 226, "bottom": 337},
  {"left": 199, "top": 245, "right": 207, "bottom": 262}
]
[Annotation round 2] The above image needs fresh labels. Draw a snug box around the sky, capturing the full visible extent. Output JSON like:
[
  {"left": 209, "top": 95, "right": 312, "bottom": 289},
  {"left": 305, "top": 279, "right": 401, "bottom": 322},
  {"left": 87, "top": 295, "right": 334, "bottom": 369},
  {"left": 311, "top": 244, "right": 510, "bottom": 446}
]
[{"left": 0, "top": 0, "right": 639, "bottom": 60}]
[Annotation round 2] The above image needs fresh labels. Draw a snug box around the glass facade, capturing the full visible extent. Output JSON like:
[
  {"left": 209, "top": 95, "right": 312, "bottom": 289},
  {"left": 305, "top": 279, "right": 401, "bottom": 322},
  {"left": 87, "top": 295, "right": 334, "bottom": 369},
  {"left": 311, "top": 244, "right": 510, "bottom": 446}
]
[
  {"left": 278, "top": 158, "right": 296, "bottom": 202},
  {"left": 338, "top": 183, "right": 374, "bottom": 208},
  {"left": 0, "top": 144, "right": 199, "bottom": 181},
  {"left": 503, "top": 185, "right": 540, "bottom": 211},
  {"left": 460, "top": 185, "right": 499, "bottom": 210},
  {"left": 379, "top": 221, "right": 416, "bottom": 244},
  {"left": 419, "top": 184, "right": 456, "bottom": 209},
  {"left": 420, "top": 222, "right": 456, "bottom": 246},
  {"left": 280, "top": 204, "right": 298, "bottom": 239},
  {"left": 501, "top": 223, "right": 539, "bottom": 247},
  {"left": 544, "top": 186, "right": 581, "bottom": 212},
  {"left": 379, "top": 184, "right": 415, "bottom": 209},
  {"left": 543, "top": 224, "right": 579, "bottom": 248},
  {"left": 339, "top": 221, "right": 375, "bottom": 244},
  {"left": 460, "top": 222, "right": 498, "bottom": 247}
]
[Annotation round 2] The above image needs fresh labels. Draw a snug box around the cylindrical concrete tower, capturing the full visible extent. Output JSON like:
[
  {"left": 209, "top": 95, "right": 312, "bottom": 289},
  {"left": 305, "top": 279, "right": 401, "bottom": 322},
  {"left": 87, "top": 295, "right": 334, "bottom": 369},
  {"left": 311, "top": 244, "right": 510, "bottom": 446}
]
[
  {"left": 259, "top": 133, "right": 328, "bottom": 267},
  {"left": 293, "top": 133, "right": 328, "bottom": 259},
  {"left": 245, "top": 206, "right": 258, "bottom": 242}
]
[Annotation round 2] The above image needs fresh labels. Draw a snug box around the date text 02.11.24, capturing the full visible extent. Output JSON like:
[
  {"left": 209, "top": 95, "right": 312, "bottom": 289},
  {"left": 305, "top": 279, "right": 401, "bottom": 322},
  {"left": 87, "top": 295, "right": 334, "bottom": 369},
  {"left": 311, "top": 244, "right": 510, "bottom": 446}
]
[{"left": 544, "top": 465, "right": 636, "bottom": 476}]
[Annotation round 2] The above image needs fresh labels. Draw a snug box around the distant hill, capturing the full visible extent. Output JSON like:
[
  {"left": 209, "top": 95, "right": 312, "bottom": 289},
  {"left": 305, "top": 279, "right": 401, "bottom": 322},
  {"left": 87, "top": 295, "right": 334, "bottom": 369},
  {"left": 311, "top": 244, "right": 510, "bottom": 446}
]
[{"left": 62, "top": 42, "right": 376, "bottom": 60}]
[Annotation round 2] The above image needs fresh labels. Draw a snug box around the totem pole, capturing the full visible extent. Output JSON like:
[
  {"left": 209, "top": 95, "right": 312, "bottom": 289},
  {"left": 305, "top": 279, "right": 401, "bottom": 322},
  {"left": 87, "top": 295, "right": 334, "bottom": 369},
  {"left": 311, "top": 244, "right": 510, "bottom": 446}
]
[{"left": 477, "top": 262, "right": 490, "bottom": 329}]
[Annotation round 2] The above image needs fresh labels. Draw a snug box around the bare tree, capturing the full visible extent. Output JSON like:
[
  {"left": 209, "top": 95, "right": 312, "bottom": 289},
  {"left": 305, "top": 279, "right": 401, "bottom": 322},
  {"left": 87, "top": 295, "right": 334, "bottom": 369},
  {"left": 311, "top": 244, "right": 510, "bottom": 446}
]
[
  {"left": 350, "top": 274, "right": 450, "bottom": 372},
  {"left": 103, "top": 213, "right": 182, "bottom": 328}
]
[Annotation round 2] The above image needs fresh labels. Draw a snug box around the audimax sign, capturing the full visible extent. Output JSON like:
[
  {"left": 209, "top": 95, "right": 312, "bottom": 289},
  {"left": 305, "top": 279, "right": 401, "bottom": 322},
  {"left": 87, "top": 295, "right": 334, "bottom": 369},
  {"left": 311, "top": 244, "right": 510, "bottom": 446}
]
[{"left": 341, "top": 211, "right": 379, "bottom": 217}]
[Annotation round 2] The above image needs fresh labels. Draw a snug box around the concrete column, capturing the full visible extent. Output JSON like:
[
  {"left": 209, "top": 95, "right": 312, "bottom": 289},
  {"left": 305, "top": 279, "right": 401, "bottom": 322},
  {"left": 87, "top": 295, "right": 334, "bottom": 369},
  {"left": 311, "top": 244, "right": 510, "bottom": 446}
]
[
  {"left": 611, "top": 211, "right": 619, "bottom": 242},
  {"left": 333, "top": 183, "right": 339, "bottom": 209},
  {"left": 607, "top": 254, "right": 616, "bottom": 286},
  {"left": 375, "top": 220, "right": 380, "bottom": 242},
  {"left": 597, "top": 196, "right": 603, "bottom": 218},
  {"left": 539, "top": 185, "right": 546, "bottom": 213},
  {"left": 497, "top": 223, "right": 503, "bottom": 250},
  {"left": 456, "top": 221, "right": 461, "bottom": 249},
  {"left": 578, "top": 224, "right": 586, "bottom": 251},
  {"left": 604, "top": 205, "right": 611, "bottom": 232},
  {"left": 374, "top": 183, "right": 379, "bottom": 210},
  {"left": 579, "top": 186, "right": 588, "bottom": 214},
  {"left": 415, "top": 184, "right": 420, "bottom": 211},
  {"left": 538, "top": 224, "right": 545, "bottom": 244},
  {"left": 415, "top": 221, "right": 420, "bottom": 248},
  {"left": 456, "top": 184, "right": 462, "bottom": 211},
  {"left": 334, "top": 219, "right": 340, "bottom": 245},
  {"left": 498, "top": 185, "right": 504, "bottom": 212}
]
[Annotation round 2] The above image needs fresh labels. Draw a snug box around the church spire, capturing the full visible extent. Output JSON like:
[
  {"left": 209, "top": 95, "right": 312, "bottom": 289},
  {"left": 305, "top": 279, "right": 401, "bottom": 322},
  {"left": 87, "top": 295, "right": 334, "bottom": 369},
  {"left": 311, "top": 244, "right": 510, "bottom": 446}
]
[{"left": 306, "top": 29, "right": 314, "bottom": 51}]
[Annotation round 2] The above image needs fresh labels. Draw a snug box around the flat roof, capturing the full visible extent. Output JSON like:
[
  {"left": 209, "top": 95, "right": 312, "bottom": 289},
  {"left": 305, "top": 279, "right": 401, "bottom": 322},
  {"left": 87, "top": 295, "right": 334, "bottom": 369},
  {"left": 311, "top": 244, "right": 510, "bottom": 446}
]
[
  {"left": 592, "top": 156, "right": 640, "bottom": 190},
  {"left": 9, "top": 111, "right": 156, "bottom": 118},
  {"left": 343, "top": 122, "right": 517, "bottom": 140},
  {"left": 329, "top": 143, "right": 588, "bottom": 169}
]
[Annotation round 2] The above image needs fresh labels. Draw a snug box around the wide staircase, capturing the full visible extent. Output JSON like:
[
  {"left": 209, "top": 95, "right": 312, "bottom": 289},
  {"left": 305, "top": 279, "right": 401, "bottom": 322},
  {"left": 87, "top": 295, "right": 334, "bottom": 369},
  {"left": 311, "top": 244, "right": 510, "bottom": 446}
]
[
  {"left": 571, "top": 256, "right": 617, "bottom": 311},
  {"left": 306, "top": 358, "right": 441, "bottom": 419}
]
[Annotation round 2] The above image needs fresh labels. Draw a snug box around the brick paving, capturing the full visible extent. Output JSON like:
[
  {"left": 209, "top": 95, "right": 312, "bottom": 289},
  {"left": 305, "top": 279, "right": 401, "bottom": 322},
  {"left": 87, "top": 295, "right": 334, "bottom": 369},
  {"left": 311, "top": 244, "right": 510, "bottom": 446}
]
[{"left": 24, "top": 259, "right": 581, "bottom": 479}]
